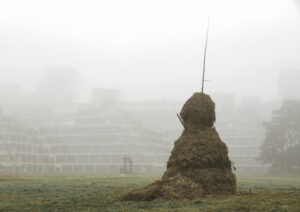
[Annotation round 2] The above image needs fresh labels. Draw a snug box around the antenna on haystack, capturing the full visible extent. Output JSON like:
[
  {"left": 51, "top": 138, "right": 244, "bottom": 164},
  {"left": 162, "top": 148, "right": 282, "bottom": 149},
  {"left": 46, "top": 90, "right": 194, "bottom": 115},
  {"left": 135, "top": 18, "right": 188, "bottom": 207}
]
[{"left": 201, "top": 17, "right": 210, "bottom": 93}]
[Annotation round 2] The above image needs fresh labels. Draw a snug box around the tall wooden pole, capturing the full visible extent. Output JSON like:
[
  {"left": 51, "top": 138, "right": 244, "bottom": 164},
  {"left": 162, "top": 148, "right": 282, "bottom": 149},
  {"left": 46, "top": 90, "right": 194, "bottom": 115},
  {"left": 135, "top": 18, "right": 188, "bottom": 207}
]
[{"left": 201, "top": 18, "right": 210, "bottom": 93}]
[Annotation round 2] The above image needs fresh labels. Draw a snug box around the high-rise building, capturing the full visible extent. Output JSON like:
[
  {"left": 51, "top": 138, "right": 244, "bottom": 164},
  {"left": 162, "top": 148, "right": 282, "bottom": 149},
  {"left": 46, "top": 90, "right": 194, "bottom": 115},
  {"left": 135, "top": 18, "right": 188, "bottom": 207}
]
[{"left": 38, "top": 68, "right": 80, "bottom": 105}]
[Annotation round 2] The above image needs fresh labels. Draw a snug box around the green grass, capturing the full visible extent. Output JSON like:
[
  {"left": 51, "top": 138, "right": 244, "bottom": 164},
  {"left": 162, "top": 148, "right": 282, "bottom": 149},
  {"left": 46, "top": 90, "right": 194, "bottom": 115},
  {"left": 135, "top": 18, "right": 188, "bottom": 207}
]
[{"left": 0, "top": 175, "right": 300, "bottom": 211}]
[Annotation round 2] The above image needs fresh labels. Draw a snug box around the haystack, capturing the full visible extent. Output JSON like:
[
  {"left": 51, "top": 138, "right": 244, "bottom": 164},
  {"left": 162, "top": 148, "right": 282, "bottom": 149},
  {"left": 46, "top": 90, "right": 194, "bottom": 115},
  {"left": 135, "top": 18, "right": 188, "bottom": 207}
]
[{"left": 122, "top": 93, "right": 236, "bottom": 201}]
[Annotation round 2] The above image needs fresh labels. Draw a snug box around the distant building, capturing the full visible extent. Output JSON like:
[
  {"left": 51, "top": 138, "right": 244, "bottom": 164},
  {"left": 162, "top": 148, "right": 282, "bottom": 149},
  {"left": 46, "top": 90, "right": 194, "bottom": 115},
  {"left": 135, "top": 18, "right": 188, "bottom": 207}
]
[
  {"left": 0, "top": 88, "right": 171, "bottom": 174},
  {"left": 213, "top": 93, "right": 269, "bottom": 175},
  {"left": 0, "top": 90, "right": 270, "bottom": 175},
  {"left": 39, "top": 108, "right": 170, "bottom": 174},
  {"left": 37, "top": 68, "right": 79, "bottom": 105},
  {"left": 0, "top": 115, "right": 52, "bottom": 173},
  {"left": 91, "top": 88, "right": 120, "bottom": 108},
  {"left": 0, "top": 84, "right": 28, "bottom": 106}
]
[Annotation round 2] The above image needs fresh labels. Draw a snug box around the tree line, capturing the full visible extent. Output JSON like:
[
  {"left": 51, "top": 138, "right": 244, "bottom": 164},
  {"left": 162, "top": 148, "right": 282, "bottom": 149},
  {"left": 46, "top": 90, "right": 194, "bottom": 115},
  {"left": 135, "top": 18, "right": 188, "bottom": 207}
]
[{"left": 259, "top": 100, "right": 300, "bottom": 175}]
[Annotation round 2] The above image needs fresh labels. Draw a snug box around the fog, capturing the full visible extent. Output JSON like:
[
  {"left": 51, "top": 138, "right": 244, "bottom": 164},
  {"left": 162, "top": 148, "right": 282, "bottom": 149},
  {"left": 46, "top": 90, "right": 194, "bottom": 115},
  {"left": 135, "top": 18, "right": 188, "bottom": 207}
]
[
  {"left": 1, "top": 0, "right": 300, "bottom": 102},
  {"left": 0, "top": 0, "right": 300, "bottom": 176}
]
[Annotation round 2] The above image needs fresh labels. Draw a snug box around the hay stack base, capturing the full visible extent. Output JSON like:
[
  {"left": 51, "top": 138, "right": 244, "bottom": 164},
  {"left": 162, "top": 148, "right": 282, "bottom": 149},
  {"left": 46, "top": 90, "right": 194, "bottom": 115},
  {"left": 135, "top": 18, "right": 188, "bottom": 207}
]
[{"left": 122, "top": 93, "right": 236, "bottom": 201}]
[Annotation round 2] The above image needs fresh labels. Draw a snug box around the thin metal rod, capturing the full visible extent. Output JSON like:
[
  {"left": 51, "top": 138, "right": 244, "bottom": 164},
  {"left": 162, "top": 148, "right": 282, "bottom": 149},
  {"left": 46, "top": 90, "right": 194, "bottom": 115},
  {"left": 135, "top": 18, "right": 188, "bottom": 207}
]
[{"left": 201, "top": 17, "right": 210, "bottom": 93}]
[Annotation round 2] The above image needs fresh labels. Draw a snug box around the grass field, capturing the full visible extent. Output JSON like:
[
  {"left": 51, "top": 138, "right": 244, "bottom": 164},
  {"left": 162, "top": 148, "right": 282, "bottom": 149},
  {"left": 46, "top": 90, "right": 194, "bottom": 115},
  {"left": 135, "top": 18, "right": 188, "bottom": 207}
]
[{"left": 0, "top": 175, "right": 300, "bottom": 211}]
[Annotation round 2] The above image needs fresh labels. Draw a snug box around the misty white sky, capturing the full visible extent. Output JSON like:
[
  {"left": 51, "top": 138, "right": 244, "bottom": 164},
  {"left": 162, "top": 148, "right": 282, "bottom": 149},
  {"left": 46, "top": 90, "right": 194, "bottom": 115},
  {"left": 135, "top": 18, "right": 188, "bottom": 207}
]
[{"left": 0, "top": 0, "right": 299, "bottom": 102}]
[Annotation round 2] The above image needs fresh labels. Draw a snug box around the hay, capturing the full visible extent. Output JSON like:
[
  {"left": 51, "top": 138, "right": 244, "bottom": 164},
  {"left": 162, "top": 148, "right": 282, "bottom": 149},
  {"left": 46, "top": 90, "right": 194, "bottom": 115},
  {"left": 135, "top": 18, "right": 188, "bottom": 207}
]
[
  {"left": 180, "top": 92, "right": 215, "bottom": 129},
  {"left": 121, "top": 174, "right": 204, "bottom": 201},
  {"left": 122, "top": 92, "right": 236, "bottom": 201}
]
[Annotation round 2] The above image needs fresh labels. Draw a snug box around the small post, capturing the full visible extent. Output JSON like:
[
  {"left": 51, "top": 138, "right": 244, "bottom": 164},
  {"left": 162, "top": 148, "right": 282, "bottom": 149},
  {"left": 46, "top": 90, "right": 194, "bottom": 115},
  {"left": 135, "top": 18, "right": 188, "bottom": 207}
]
[{"left": 177, "top": 113, "right": 186, "bottom": 129}]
